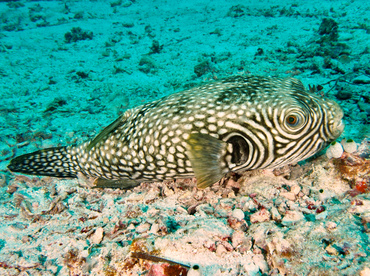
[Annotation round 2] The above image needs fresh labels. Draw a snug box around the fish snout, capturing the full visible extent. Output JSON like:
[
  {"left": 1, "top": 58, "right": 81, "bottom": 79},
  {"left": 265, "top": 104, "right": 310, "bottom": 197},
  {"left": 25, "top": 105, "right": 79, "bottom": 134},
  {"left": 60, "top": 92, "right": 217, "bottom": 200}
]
[{"left": 329, "top": 101, "right": 345, "bottom": 139}]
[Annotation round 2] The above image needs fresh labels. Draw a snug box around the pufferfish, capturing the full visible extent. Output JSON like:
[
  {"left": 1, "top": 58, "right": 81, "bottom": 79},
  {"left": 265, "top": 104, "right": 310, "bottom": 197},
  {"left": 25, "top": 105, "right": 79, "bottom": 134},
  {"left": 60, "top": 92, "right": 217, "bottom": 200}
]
[{"left": 7, "top": 76, "right": 344, "bottom": 189}]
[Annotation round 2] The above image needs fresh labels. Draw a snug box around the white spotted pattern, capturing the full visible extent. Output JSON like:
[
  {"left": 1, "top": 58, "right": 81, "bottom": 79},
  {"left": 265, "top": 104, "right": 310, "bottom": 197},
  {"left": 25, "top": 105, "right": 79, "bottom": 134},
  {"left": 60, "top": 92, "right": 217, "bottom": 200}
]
[{"left": 8, "top": 76, "right": 344, "bottom": 187}]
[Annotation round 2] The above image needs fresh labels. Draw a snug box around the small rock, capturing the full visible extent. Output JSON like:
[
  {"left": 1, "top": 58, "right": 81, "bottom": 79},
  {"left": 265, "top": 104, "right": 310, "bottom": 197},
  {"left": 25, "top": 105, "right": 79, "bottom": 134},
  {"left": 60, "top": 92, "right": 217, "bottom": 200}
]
[
  {"left": 80, "top": 250, "right": 89, "bottom": 258},
  {"left": 194, "top": 60, "right": 213, "bottom": 77},
  {"left": 353, "top": 75, "right": 370, "bottom": 84},
  {"left": 278, "top": 202, "right": 288, "bottom": 214},
  {"left": 214, "top": 207, "right": 229, "bottom": 218},
  {"left": 301, "top": 186, "right": 310, "bottom": 196},
  {"left": 228, "top": 216, "right": 248, "bottom": 231},
  {"left": 196, "top": 204, "right": 214, "bottom": 217},
  {"left": 316, "top": 206, "right": 326, "bottom": 214},
  {"left": 90, "top": 227, "right": 104, "bottom": 244},
  {"left": 252, "top": 254, "right": 269, "bottom": 273},
  {"left": 136, "top": 223, "right": 151, "bottom": 234},
  {"left": 338, "top": 32, "right": 353, "bottom": 41},
  {"left": 149, "top": 223, "right": 159, "bottom": 234},
  {"left": 176, "top": 206, "right": 188, "bottom": 214},
  {"left": 204, "top": 240, "right": 216, "bottom": 252},
  {"left": 243, "top": 198, "right": 258, "bottom": 212},
  {"left": 0, "top": 143, "right": 12, "bottom": 161},
  {"left": 270, "top": 207, "right": 282, "bottom": 221},
  {"left": 242, "top": 256, "right": 260, "bottom": 275},
  {"left": 221, "top": 240, "right": 234, "bottom": 252},
  {"left": 360, "top": 267, "right": 370, "bottom": 276},
  {"left": 239, "top": 237, "right": 253, "bottom": 253},
  {"left": 286, "top": 201, "right": 298, "bottom": 210},
  {"left": 64, "top": 27, "right": 93, "bottom": 43},
  {"left": 0, "top": 174, "right": 7, "bottom": 187},
  {"left": 325, "top": 245, "right": 339, "bottom": 255},
  {"left": 315, "top": 210, "right": 328, "bottom": 220},
  {"left": 147, "top": 207, "right": 160, "bottom": 217},
  {"left": 348, "top": 201, "right": 370, "bottom": 214},
  {"left": 326, "top": 221, "right": 337, "bottom": 231},
  {"left": 281, "top": 211, "right": 305, "bottom": 226},
  {"left": 162, "top": 186, "right": 174, "bottom": 197},
  {"left": 107, "top": 200, "right": 114, "bottom": 207},
  {"left": 291, "top": 185, "right": 301, "bottom": 195},
  {"left": 110, "top": 0, "right": 122, "bottom": 8},
  {"left": 122, "top": 22, "right": 134, "bottom": 28},
  {"left": 231, "top": 230, "right": 245, "bottom": 248},
  {"left": 227, "top": 5, "right": 247, "bottom": 18},
  {"left": 318, "top": 189, "right": 335, "bottom": 201},
  {"left": 280, "top": 191, "right": 296, "bottom": 201},
  {"left": 318, "top": 18, "right": 338, "bottom": 37},
  {"left": 362, "top": 216, "right": 370, "bottom": 233},
  {"left": 232, "top": 209, "right": 245, "bottom": 220},
  {"left": 250, "top": 209, "right": 271, "bottom": 223},
  {"left": 335, "top": 89, "right": 352, "bottom": 100},
  {"left": 148, "top": 263, "right": 168, "bottom": 276},
  {"left": 138, "top": 56, "right": 157, "bottom": 74},
  {"left": 216, "top": 243, "right": 227, "bottom": 257},
  {"left": 122, "top": 1, "right": 133, "bottom": 8},
  {"left": 358, "top": 102, "right": 370, "bottom": 115}
]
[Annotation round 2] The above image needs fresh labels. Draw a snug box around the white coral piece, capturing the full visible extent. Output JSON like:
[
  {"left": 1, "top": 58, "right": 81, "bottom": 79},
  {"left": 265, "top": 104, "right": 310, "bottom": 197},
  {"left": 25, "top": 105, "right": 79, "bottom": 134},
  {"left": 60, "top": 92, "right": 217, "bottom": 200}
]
[
  {"left": 326, "top": 141, "right": 344, "bottom": 159},
  {"left": 341, "top": 138, "right": 358, "bottom": 153}
]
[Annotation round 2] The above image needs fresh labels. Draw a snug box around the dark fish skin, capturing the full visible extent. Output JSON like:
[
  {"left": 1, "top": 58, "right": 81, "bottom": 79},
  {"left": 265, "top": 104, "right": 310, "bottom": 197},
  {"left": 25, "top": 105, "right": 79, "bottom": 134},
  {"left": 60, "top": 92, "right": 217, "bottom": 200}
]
[{"left": 7, "top": 76, "right": 344, "bottom": 188}]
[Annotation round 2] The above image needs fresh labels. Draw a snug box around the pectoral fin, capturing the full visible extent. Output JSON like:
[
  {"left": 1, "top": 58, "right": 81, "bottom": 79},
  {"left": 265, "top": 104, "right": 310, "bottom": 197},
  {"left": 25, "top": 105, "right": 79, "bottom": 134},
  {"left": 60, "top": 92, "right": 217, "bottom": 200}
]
[
  {"left": 93, "top": 178, "right": 140, "bottom": 189},
  {"left": 186, "top": 133, "right": 229, "bottom": 189}
]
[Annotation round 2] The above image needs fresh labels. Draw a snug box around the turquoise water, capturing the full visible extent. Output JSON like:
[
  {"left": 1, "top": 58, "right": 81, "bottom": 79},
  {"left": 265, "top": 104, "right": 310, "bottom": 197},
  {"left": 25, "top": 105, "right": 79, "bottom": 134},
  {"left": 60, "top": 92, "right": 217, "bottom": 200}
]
[
  {"left": 0, "top": 1, "right": 369, "bottom": 275},
  {"left": 1, "top": 0, "right": 368, "bottom": 170}
]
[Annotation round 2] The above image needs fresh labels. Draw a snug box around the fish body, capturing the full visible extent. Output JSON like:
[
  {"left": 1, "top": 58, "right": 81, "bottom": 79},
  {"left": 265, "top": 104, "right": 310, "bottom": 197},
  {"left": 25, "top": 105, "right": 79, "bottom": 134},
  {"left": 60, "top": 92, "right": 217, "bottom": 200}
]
[{"left": 8, "top": 76, "right": 344, "bottom": 188}]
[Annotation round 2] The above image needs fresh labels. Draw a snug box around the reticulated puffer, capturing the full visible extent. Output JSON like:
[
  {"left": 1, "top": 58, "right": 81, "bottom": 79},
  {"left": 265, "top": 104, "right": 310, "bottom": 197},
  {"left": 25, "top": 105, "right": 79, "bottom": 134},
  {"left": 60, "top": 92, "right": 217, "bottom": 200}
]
[{"left": 8, "top": 76, "right": 344, "bottom": 189}]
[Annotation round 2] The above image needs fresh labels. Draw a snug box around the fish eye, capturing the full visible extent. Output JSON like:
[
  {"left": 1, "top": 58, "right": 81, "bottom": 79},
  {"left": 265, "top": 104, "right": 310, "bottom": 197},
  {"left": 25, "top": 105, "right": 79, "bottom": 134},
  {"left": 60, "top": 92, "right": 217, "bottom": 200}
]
[{"left": 286, "top": 114, "right": 299, "bottom": 126}]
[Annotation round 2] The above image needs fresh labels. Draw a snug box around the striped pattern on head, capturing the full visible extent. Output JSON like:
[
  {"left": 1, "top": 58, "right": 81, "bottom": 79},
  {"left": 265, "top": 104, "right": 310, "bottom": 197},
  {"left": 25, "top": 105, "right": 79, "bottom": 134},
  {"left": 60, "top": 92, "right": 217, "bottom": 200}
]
[{"left": 217, "top": 77, "right": 344, "bottom": 173}]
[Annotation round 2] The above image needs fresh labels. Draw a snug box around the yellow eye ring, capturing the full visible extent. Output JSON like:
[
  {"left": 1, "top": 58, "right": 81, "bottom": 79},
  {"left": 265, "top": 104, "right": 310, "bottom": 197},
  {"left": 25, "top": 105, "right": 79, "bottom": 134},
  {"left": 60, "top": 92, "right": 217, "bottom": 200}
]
[{"left": 286, "top": 115, "right": 299, "bottom": 126}]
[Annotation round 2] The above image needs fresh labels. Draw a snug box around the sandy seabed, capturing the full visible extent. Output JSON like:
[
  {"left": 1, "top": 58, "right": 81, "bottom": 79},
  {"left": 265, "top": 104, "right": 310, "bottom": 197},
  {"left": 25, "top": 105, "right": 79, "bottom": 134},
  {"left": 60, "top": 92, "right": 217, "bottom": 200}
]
[{"left": 0, "top": 0, "right": 369, "bottom": 275}]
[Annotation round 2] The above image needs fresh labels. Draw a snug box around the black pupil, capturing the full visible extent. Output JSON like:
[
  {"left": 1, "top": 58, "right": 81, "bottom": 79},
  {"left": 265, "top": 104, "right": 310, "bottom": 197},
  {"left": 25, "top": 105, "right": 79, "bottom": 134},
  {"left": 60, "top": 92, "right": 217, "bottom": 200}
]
[{"left": 288, "top": 116, "right": 296, "bottom": 124}]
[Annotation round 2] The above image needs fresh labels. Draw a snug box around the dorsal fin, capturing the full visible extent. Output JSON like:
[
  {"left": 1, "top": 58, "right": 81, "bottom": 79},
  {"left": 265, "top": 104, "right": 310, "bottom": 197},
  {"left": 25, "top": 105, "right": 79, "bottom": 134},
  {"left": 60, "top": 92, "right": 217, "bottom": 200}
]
[
  {"left": 86, "top": 110, "right": 131, "bottom": 151},
  {"left": 289, "top": 77, "right": 306, "bottom": 93}
]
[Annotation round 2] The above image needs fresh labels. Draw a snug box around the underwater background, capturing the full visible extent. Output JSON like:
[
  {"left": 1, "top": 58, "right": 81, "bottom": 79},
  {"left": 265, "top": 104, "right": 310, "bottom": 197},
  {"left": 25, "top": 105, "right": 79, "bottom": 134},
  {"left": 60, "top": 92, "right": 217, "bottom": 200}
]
[{"left": 0, "top": 0, "right": 369, "bottom": 275}]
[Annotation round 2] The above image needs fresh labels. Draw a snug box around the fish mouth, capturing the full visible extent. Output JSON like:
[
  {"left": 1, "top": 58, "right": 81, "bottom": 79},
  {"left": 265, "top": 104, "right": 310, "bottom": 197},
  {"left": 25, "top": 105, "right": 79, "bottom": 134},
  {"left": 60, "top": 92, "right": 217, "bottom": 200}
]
[
  {"left": 329, "top": 102, "right": 345, "bottom": 139},
  {"left": 333, "top": 118, "right": 345, "bottom": 139}
]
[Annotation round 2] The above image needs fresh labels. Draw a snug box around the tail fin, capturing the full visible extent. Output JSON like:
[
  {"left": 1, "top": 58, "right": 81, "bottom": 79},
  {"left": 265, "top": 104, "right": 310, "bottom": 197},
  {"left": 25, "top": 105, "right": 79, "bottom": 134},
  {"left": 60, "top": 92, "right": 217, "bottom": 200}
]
[{"left": 7, "top": 146, "right": 79, "bottom": 178}]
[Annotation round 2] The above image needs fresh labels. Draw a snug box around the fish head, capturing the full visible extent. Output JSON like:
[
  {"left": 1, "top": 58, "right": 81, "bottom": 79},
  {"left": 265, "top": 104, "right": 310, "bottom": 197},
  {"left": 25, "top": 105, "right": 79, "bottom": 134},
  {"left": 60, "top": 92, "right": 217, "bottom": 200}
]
[
  {"left": 226, "top": 77, "right": 345, "bottom": 171},
  {"left": 265, "top": 81, "right": 345, "bottom": 166},
  {"left": 285, "top": 88, "right": 345, "bottom": 144}
]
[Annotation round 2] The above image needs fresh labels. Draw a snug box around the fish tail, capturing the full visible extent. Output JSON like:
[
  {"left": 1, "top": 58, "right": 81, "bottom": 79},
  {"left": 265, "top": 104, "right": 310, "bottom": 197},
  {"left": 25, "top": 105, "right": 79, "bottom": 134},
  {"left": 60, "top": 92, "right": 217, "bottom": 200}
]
[{"left": 7, "top": 146, "right": 79, "bottom": 178}]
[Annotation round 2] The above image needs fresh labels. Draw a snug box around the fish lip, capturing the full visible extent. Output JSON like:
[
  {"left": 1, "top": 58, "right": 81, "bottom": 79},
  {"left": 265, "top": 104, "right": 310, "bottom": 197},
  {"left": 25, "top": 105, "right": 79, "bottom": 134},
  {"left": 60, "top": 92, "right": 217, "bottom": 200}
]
[
  {"left": 331, "top": 114, "right": 345, "bottom": 139},
  {"left": 335, "top": 119, "right": 345, "bottom": 136},
  {"left": 328, "top": 101, "right": 345, "bottom": 139}
]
